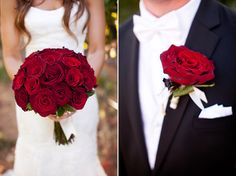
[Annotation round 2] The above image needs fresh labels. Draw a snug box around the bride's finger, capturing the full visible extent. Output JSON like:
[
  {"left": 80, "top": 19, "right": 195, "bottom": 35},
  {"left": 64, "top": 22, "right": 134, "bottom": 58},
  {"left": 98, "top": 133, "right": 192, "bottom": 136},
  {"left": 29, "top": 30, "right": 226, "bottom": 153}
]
[
  {"left": 48, "top": 115, "right": 60, "bottom": 122},
  {"left": 61, "top": 111, "right": 76, "bottom": 119},
  {"left": 67, "top": 111, "right": 76, "bottom": 117},
  {"left": 48, "top": 111, "right": 76, "bottom": 121}
]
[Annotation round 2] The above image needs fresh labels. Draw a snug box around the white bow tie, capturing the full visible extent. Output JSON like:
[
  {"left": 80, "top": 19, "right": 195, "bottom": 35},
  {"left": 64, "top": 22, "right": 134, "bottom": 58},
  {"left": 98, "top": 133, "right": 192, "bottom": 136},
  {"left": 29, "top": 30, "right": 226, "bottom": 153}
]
[{"left": 133, "top": 13, "right": 182, "bottom": 43}]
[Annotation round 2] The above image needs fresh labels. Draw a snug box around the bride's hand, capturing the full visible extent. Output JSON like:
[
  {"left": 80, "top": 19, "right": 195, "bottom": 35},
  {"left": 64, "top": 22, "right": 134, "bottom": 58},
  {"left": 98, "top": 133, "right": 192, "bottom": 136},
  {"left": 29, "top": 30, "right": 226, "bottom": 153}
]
[{"left": 48, "top": 111, "right": 76, "bottom": 122}]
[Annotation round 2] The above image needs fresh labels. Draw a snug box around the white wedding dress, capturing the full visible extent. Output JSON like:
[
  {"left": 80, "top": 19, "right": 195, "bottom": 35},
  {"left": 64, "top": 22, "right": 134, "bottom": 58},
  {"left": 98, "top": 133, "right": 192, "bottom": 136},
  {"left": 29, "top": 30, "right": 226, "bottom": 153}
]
[{"left": 8, "top": 2, "right": 107, "bottom": 176}]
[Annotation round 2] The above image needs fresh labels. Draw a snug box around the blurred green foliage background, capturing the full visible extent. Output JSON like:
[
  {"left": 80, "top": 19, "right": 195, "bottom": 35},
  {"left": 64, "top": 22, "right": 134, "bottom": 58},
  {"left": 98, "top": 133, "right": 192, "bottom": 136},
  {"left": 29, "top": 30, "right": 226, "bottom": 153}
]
[
  {"left": 105, "top": 0, "right": 117, "bottom": 43},
  {"left": 119, "top": 0, "right": 236, "bottom": 23}
]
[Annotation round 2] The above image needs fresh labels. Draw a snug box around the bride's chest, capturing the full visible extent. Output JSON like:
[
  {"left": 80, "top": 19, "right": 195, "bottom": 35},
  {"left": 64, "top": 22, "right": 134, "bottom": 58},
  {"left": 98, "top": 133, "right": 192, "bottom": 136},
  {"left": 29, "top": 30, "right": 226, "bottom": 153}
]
[
  {"left": 24, "top": 5, "right": 88, "bottom": 36},
  {"left": 25, "top": 9, "right": 64, "bottom": 34}
]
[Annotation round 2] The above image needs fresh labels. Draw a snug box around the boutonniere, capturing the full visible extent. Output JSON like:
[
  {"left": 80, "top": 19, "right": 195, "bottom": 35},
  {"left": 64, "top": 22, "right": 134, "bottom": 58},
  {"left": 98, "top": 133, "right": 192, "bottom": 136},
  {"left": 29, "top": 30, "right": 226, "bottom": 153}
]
[{"left": 160, "top": 45, "right": 215, "bottom": 110}]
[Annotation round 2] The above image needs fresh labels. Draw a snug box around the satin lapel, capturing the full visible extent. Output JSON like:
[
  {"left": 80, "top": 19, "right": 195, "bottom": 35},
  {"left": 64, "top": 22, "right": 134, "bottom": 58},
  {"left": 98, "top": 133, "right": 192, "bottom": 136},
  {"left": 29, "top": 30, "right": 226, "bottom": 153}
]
[
  {"left": 126, "top": 20, "right": 151, "bottom": 174},
  {"left": 152, "top": 0, "right": 220, "bottom": 174},
  {"left": 152, "top": 96, "right": 190, "bottom": 175}
]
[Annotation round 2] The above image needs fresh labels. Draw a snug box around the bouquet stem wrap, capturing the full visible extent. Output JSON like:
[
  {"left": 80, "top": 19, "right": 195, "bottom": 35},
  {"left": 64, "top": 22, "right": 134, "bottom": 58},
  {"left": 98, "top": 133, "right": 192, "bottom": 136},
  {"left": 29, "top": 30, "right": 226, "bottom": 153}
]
[{"left": 54, "top": 121, "right": 75, "bottom": 145}]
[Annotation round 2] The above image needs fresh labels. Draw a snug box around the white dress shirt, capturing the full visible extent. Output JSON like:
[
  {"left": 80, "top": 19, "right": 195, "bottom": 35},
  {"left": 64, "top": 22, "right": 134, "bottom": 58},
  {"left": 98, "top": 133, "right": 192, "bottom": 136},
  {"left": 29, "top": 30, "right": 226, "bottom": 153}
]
[{"left": 134, "top": 0, "right": 201, "bottom": 169}]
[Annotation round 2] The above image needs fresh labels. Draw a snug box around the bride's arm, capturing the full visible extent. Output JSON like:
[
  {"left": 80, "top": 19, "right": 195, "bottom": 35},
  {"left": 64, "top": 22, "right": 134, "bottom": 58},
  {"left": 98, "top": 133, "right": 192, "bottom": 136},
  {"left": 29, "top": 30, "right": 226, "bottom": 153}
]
[
  {"left": 86, "top": 0, "right": 105, "bottom": 77},
  {"left": 1, "top": 0, "right": 22, "bottom": 80}
]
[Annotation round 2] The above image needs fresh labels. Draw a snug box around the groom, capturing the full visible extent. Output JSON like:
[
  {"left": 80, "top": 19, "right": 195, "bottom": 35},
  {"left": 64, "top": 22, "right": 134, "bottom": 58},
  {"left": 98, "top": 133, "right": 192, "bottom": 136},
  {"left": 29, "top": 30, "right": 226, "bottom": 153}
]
[{"left": 119, "top": 0, "right": 236, "bottom": 175}]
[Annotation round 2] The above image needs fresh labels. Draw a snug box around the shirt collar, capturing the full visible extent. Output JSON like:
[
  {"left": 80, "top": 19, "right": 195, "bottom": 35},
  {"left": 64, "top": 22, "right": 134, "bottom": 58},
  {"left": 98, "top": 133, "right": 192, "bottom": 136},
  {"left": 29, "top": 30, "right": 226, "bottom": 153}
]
[{"left": 139, "top": 0, "right": 201, "bottom": 32}]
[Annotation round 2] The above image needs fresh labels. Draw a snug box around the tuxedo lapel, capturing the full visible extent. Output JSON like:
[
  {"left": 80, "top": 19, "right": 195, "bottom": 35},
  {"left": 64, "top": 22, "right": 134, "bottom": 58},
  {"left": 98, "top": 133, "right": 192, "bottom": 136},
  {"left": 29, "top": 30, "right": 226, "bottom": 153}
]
[
  {"left": 152, "top": 96, "right": 190, "bottom": 175},
  {"left": 152, "top": 0, "right": 220, "bottom": 174},
  {"left": 185, "top": 0, "right": 220, "bottom": 58},
  {"left": 126, "top": 20, "right": 151, "bottom": 174}
]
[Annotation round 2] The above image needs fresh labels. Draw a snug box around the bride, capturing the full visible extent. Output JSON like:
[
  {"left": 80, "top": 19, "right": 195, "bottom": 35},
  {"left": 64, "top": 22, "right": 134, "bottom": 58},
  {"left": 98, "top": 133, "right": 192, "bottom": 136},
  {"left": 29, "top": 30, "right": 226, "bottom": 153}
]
[{"left": 1, "top": 0, "right": 106, "bottom": 175}]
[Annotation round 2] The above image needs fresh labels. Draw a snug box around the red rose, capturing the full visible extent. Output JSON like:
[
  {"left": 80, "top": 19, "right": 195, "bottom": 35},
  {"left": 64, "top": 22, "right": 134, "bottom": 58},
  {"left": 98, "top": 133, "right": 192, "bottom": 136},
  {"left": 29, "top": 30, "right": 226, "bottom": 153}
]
[
  {"left": 83, "top": 70, "right": 96, "bottom": 90},
  {"left": 30, "top": 88, "right": 57, "bottom": 117},
  {"left": 20, "top": 52, "right": 38, "bottom": 69},
  {"left": 69, "top": 87, "right": 88, "bottom": 110},
  {"left": 53, "top": 83, "right": 72, "bottom": 106},
  {"left": 40, "top": 49, "right": 61, "bottom": 65},
  {"left": 80, "top": 63, "right": 96, "bottom": 90},
  {"left": 41, "top": 63, "right": 64, "bottom": 86},
  {"left": 13, "top": 69, "right": 25, "bottom": 90},
  {"left": 65, "top": 68, "right": 83, "bottom": 87},
  {"left": 54, "top": 48, "right": 74, "bottom": 55},
  {"left": 24, "top": 76, "right": 40, "bottom": 95},
  {"left": 15, "top": 87, "right": 29, "bottom": 111},
  {"left": 61, "top": 55, "right": 81, "bottom": 67},
  {"left": 25, "top": 56, "right": 46, "bottom": 78},
  {"left": 77, "top": 53, "right": 87, "bottom": 64},
  {"left": 160, "top": 45, "right": 215, "bottom": 85}
]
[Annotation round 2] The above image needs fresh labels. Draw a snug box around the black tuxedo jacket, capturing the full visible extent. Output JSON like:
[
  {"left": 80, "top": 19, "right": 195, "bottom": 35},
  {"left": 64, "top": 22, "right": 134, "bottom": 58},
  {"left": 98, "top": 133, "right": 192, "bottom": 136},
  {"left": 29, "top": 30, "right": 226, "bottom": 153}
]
[{"left": 119, "top": 0, "right": 236, "bottom": 175}]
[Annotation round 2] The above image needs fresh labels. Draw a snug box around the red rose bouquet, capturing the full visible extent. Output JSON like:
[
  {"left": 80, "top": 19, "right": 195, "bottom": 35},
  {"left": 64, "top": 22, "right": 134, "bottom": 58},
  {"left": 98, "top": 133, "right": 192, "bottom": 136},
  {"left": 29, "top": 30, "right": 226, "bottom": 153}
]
[
  {"left": 160, "top": 45, "right": 215, "bottom": 109},
  {"left": 12, "top": 48, "right": 96, "bottom": 145}
]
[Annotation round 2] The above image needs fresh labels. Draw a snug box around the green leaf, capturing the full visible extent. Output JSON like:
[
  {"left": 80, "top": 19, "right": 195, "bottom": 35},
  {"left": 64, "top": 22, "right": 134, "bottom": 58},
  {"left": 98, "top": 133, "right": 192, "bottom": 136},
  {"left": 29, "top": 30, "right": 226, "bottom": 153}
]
[
  {"left": 56, "top": 107, "right": 66, "bottom": 117},
  {"left": 63, "top": 104, "right": 75, "bottom": 112},
  {"left": 26, "top": 103, "right": 33, "bottom": 111},
  {"left": 86, "top": 90, "right": 95, "bottom": 97},
  {"left": 173, "top": 86, "right": 194, "bottom": 97},
  {"left": 195, "top": 83, "right": 215, "bottom": 88}
]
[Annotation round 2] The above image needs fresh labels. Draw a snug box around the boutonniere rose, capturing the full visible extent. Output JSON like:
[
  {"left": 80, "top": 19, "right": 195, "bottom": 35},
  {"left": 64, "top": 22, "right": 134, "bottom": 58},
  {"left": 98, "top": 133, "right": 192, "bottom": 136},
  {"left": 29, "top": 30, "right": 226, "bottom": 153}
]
[{"left": 160, "top": 45, "right": 215, "bottom": 110}]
